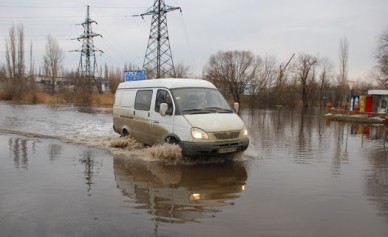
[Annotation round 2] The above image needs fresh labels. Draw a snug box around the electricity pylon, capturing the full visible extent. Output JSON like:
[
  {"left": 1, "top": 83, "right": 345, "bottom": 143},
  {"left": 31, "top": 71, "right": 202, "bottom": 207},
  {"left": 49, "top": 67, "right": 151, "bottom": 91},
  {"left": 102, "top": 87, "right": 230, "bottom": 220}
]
[
  {"left": 72, "top": 5, "right": 103, "bottom": 93},
  {"left": 137, "top": 0, "right": 181, "bottom": 79}
]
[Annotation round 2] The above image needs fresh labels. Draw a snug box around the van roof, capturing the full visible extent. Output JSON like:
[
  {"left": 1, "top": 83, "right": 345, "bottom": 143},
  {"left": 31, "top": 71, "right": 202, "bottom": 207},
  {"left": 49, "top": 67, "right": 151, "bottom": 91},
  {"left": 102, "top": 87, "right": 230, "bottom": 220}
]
[{"left": 117, "top": 78, "right": 217, "bottom": 90}]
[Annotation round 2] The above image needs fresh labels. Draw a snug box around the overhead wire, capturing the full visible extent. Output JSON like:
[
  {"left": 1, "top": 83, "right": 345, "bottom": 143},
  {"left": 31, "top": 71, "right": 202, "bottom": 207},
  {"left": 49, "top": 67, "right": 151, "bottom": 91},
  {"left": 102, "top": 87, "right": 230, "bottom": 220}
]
[{"left": 0, "top": 4, "right": 177, "bottom": 71}]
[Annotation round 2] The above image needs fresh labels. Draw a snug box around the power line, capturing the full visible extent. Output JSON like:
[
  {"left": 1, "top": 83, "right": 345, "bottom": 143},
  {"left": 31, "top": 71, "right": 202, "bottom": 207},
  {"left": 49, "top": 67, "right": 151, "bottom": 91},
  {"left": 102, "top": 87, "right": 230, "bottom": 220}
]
[
  {"left": 0, "top": 5, "right": 145, "bottom": 9},
  {"left": 0, "top": 16, "right": 82, "bottom": 19},
  {"left": 0, "top": 16, "right": 131, "bottom": 19}
]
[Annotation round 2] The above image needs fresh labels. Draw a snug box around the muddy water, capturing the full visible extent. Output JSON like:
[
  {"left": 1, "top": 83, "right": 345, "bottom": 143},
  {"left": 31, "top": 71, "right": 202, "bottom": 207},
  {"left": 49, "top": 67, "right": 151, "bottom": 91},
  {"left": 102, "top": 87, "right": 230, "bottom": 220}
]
[{"left": 1, "top": 101, "right": 388, "bottom": 237}]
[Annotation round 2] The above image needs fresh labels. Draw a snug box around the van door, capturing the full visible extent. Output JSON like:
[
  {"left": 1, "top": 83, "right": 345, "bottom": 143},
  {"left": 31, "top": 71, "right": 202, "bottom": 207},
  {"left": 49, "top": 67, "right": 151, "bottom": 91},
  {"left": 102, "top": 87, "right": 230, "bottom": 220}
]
[
  {"left": 115, "top": 89, "right": 136, "bottom": 136},
  {"left": 133, "top": 90, "right": 153, "bottom": 144},
  {"left": 149, "top": 89, "right": 175, "bottom": 144}
]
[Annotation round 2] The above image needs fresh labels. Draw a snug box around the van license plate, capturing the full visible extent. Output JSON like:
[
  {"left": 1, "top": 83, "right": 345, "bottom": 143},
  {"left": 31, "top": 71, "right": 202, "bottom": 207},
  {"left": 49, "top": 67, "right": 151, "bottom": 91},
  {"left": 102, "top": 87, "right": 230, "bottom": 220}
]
[{"left": 219, "top": 147, "right": 237, "bottom": 154}]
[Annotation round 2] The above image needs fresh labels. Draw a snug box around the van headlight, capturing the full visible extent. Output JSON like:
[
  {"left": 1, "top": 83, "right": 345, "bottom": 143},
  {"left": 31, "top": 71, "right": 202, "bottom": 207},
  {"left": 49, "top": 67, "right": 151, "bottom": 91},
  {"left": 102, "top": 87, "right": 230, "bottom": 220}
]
[
  {"left": 191, "top": 128, "right": 209, "bottom": 140},
  {"left": 242, "top": 126, "right": 248, "bottom": 137}
]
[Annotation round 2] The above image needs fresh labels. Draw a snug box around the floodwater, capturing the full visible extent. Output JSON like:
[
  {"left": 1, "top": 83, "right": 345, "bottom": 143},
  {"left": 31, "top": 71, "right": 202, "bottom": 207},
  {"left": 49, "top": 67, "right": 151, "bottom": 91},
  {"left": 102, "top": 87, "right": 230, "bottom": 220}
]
[{"left": 0, "top": 101, "right": 388, "bottom": 237}]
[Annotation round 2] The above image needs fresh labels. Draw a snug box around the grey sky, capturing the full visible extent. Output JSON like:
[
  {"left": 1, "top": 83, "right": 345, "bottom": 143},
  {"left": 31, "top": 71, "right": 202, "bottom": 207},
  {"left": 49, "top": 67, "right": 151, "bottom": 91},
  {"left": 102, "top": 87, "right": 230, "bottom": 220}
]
[{"left": 0, "top": 0, "right": 387, "bottom": 80}]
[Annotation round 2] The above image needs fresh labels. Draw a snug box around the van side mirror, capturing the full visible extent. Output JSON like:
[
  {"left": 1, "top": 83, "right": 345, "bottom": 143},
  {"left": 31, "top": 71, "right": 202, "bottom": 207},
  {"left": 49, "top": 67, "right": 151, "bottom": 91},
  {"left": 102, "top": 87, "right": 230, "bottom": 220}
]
[
  {"left": 160, "top": 103, "right": 168, "bottom": 116},
  {"left": 233, "top": 102, "right": 239, "bottom": 113}
]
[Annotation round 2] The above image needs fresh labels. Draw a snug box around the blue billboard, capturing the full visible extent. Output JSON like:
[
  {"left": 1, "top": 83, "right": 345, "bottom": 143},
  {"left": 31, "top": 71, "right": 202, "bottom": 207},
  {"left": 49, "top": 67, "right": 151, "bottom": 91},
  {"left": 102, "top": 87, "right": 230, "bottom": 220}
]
[{"left": 124, "top": 70, "right": 146, "bottom": 81}]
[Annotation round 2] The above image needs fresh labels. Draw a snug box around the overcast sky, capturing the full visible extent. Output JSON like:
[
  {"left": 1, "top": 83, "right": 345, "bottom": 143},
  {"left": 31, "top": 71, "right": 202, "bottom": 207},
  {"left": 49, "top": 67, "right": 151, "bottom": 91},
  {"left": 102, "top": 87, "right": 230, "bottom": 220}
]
[{"left": 0, "top": 0, "right": 387, "bottom": 80}]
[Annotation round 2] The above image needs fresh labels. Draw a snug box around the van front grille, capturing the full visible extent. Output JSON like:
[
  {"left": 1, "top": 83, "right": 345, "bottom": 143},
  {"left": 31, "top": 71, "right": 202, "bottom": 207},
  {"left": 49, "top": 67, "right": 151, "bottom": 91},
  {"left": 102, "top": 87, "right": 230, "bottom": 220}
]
[{"left": 214, "top": 131, "right": 240, "bottom": 140}]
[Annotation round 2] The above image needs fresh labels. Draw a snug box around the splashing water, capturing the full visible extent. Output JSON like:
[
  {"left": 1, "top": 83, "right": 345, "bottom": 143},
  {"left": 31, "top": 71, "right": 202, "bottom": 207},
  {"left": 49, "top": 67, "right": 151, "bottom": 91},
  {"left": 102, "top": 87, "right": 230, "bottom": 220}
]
[
  {"left": 146, "top": 143, "right": 183, "bottom": 161},
  {"left": 109, "top": 136, "right": 145, "bottom": 149},
  {"left": 108, "top": 136, "right": 183, "bottom": 161},
  {"left": 64, "top": 134, "right": 184, "bottom": 162}
]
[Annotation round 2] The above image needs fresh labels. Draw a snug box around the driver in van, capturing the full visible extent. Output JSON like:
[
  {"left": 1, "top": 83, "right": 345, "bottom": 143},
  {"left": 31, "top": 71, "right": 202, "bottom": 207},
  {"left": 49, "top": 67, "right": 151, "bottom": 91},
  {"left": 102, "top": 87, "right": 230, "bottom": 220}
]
[{"left": 198, "top": 94, "right": 207, "bottom": 109}]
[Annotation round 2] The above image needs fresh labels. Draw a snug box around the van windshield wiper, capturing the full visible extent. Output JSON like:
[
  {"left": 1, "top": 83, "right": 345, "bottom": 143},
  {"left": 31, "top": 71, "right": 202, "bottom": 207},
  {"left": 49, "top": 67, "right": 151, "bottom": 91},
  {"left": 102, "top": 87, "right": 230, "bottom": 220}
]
[
  {"left": 182, "top": 107, "right": 233, "bottom": 114},
  {"left": 182, "top": 109, "right": 212, "bottom": 114},
  {"left": 205, "top": 107, "right": 234, "bottom": 113}
]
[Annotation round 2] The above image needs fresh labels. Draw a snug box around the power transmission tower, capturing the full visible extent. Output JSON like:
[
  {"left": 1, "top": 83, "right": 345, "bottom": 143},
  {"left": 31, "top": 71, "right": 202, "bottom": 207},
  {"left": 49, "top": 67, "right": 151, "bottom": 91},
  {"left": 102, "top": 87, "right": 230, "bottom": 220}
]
[
  {"left": 72, "top": 5, "right": 103, "bottom": 93},
  {"left": 137, "top": 0, "right": 181, "bottom": 79}
]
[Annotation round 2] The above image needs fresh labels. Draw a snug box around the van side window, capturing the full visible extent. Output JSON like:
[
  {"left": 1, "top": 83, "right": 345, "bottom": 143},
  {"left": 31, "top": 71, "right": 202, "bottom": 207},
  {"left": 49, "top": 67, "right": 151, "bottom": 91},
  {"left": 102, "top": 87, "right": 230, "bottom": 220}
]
[
  {"left": 120, "top": 90, "right": 134, "bottom": 108},
  {"left": 114, "top": 90, "right": 122, "bottom": 106},
  {"left": 135, "top": 90, "right": 153, "bottom": 111},
  {"left": 155, "top": 89, "right": 174, "bottom": 115}
]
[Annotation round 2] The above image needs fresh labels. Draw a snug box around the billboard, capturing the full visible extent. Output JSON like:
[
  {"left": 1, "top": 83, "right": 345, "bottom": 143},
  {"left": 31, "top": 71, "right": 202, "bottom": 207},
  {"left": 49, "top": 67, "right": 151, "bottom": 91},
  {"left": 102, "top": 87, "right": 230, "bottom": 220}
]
[
  {"left": 350, "top": 96, "right": 359, "bottom": 111},
  {"left": 124, "top": 70, "right": 146, "bottom": 81},
  {"left": 359, "top": 95, "right": 365, "bottom": 113}
]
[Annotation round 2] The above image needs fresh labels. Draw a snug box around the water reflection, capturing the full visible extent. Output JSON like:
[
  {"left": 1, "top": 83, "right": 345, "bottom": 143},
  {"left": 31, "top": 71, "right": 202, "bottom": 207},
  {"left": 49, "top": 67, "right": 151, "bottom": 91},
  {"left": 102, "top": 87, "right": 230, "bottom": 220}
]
[
  {"left": 348, "top": 123, "right": 388, "bottom": 147},
  {"left": 364, "top": 148, "right": 388, "bottom": 222},
  {"left": 7, "top": 137, "right": 37, "bottom": 169},
  {"left": 79, "top": 150, "right": 101, "bottom": 195},
  {"left": 48, "top": 143, "right": 62, "bottom": 161},
  {"left": 331, "top": 122, "right": 348, "bottom": 176},
  {"left": 243, "top": 109, "right": 329, "bottom": 163},
  {"left": 113, "top": 158, "right": 247, "bottom": 223},
  {"left": 244, "top": 109, "right": 387, "bottom": 173},
  {"left": 6, "top": 136, "right": 67, "bottom": 168}
]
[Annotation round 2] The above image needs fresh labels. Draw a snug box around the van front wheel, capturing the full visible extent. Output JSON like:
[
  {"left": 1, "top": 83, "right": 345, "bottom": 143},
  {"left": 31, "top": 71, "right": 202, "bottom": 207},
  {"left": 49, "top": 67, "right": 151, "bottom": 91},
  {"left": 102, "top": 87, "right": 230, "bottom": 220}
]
[{"left": 165, "top": 136, "right": 179, "bottom": 145}]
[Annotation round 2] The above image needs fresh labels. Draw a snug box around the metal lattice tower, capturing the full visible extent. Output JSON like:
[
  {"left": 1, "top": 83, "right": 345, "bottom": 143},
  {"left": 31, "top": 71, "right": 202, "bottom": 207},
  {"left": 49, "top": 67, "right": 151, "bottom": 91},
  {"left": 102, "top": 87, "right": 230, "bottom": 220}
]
[
  {"left": 72, "top": 5, "right": 103, "bottom": 86},
  {"left": 138, "top": 0, "right": 181, "bottom": 79}
]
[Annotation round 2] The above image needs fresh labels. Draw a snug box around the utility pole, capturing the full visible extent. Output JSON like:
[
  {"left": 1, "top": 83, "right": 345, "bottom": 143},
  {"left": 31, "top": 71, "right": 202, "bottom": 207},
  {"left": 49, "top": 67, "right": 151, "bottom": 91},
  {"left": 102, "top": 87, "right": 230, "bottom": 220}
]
[
  {"left": 72, "top": 5, "right": 103, "bottom": 93},
  {"left": 136, "top": 0, "right": 181, "bottom": 79}
]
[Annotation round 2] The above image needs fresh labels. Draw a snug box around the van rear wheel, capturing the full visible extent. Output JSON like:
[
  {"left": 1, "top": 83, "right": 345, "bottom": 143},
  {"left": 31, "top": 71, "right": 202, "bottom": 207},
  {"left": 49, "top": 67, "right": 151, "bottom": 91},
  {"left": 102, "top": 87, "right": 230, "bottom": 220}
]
[{"left": 121, "top": 129, "right": 129, "bottom": 137}]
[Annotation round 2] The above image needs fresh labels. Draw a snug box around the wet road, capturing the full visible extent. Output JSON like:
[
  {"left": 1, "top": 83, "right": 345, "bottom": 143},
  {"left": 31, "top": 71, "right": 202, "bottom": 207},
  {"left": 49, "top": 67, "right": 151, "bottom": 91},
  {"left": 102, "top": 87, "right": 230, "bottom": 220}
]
[{"left": 0, "top": 101, "right": 388, "bottom": 236}]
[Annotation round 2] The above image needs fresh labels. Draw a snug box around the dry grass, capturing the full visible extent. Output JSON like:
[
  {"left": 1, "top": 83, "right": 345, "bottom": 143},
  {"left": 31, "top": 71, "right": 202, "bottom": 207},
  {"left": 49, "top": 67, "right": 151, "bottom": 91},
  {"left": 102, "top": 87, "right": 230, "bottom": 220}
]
[
  {"left": 91, "top": 93, "right": 114, "bottom": 106},
  {"left": 38, "top": 92, "right": 66, "bottom": 104},
  {"left": 1, "top": 90, "right": 115, "bottom": 106},
  {"left": 15, "top": 92, "right": 64, "bottom": 104}
]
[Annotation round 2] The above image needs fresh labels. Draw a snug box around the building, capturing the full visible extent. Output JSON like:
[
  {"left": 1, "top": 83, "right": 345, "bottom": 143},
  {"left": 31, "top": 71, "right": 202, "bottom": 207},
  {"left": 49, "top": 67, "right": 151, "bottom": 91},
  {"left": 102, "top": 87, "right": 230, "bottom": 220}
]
[{"left": 368, "top": 90, "right": 388, "bottom": 113}]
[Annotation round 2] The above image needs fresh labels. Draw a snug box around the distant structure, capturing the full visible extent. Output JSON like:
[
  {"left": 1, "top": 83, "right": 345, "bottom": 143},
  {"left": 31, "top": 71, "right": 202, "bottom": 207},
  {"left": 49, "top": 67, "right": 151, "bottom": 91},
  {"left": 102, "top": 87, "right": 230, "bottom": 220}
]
[
  {"left": 72, "top": 5, "right": 104, "bottom": 93},
  {"left": 278, "top": 53, "right": 295, "bottom": 82},
  {"left": 137, "top": 0, "right": 181, "bottom": 79}
]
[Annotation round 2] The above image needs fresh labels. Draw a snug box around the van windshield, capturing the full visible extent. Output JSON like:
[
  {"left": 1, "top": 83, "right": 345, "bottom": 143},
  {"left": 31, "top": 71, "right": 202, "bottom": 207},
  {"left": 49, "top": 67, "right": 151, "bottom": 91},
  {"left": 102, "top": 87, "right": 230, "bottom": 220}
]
[{"left": 171, "top": 88, "right": 233, "bottom": 115}]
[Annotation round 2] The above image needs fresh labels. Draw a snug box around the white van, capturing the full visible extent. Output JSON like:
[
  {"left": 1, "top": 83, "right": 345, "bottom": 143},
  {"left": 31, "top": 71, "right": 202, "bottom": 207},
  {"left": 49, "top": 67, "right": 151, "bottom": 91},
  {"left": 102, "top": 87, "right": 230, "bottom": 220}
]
[{"left": 113, "top": 78, "right": 249, "bottom": 157}]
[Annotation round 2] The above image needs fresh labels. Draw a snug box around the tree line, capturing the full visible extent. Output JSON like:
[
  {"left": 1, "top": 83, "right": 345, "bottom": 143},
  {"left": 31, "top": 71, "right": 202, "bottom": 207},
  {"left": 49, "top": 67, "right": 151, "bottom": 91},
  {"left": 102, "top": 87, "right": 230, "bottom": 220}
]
[
  {"left": 1, "top": 24, "right": 388, "bottom": 108},
  {"left": 203, "top": 35, "right": 386, "bottom": 109}
]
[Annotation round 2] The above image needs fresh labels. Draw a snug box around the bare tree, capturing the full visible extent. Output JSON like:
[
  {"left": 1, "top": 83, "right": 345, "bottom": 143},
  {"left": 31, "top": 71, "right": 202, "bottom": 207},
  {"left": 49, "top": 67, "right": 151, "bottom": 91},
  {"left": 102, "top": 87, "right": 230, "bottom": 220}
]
[
  {"left": 338, "top": 37, "right": 349, "bottom": 83},
  {"left": 170, "top": 62, "right": 192, "bottom": 78},
  {"left": 28, "top": 41, "right": 38, "bottom": 102},
  {"left": 292, "top": 54, "right": 318, "bottom": 108},
  {"left": 337, "top": 37, "right": 349, "bottom": 106},
  {"left": 107, "top": 64, "right": 123, "bottom": 94},
  {"left": 4, "top": 25, "right": 25, "bottom": 100},
  {"left": 0, "top": 64, "right": 6, "bottom": 88},
  {"left": 249, "top": 55, "right": 278, "bottom": 108},
  {"left": 42, "top": 35, "right": 64, "bottom": 94},
  {"left": 123, "top": 63, "right": 138, "bottom": 72},
  {"left": 318, "top": 57, "right": 334, "bottom": 108},
  {"left": 375, "top": 27, "right": 388, "bottom": 87},
  {"left": 204, "top": 50, "right": 259, "bottom": 104}
]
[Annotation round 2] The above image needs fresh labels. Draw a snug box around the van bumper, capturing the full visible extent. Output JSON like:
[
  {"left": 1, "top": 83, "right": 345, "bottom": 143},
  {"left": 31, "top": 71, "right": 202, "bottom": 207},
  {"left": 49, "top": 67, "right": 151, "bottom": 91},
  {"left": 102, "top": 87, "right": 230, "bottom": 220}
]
[{"left": 180, "top": 138, "right": 249, "bottom": 157}]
